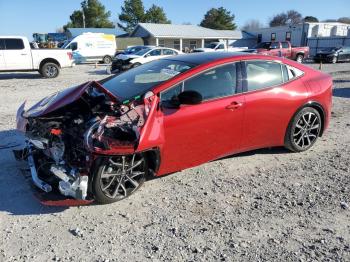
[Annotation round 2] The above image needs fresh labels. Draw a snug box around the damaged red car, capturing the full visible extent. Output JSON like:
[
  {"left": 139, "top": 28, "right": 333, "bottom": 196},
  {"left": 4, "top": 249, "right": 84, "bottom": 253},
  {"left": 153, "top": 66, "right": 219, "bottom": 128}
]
[{"left": 14, "top": 52, "right": 332, "bottom": 204}]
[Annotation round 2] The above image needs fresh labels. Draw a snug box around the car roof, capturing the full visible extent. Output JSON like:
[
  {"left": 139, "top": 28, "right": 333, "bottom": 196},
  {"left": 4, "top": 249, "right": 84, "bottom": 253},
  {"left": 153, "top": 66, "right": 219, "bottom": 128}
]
[{"left": 164, "top": 52, "right": 254, "bottom": 65}]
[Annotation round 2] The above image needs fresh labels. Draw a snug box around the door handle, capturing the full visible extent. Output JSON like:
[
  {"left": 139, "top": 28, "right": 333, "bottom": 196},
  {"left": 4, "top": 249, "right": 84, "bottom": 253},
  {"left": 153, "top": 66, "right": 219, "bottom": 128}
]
[
  {"left": 225, "top": 101, "right": 243, "bottom": 110},
  {"left": 21, "top": 54, "right": 27, "bottom": 56}
]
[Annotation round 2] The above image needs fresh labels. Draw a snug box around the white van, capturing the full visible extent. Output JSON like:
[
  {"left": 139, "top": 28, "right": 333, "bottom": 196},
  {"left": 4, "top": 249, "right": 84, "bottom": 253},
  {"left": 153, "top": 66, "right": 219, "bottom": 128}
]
[{"left": 63, "top": 33, "right": 116, "bottom": 64}]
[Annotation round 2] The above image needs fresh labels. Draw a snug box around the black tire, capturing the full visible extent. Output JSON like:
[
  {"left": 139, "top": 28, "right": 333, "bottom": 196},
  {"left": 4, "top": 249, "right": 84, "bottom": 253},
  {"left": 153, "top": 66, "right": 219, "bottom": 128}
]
[
  {"left": 103, "top": 55, "right": 112, "bottom": 64},
  {"left": 92, "top": 154, "right": 148, "bottom": 204},
  {"left": 40, "top": 62, "right": 60, "bottom": 78},
  {"left": 285, "top": 107, "right": 322, "bottom": 152},
  {"left": 296, "top": 54, "right": 304, "bottom": 63},
  {"left": 132, "top": 62, "right": 141, "bottom": 68},
  {"left": 332, "top": 56, "right": 337, "bottom": 64}
]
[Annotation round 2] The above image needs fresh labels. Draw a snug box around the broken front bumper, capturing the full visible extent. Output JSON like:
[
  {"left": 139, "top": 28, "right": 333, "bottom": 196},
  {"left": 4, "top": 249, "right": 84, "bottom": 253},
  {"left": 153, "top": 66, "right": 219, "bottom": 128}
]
[{"left": 13, "top": 142, "right": 93, "bottom": 206}]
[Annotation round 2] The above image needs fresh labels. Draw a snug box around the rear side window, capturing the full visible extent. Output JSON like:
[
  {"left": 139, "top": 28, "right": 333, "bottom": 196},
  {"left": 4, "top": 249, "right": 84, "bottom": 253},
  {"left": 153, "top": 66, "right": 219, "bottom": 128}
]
[
  {"left": 245, "top": 61, "right": 283, "bottom": 91},
  {"left": 281, "top": 42, "right": 289, "bottom": 48},
  {"left": 4, "top": 38, "right": 24, "bottom": 50},
  {"left": 286, "top": 65, "right": 304, "bottom": 80},
  {"left": 163, "top": 49, "right": 175, "bottom": 55}
]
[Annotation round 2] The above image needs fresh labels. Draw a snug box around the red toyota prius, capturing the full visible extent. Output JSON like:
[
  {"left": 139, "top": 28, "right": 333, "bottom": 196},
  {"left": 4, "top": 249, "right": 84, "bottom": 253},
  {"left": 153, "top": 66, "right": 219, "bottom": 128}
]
[{"left": 15, "top": 52, "right": 332, "bottom": 204}]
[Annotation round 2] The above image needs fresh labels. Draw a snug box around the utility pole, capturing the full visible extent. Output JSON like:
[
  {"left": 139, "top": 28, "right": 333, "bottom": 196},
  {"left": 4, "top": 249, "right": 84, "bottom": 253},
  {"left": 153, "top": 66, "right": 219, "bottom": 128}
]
[
  {"left": 82, "top": 8, "right": 86, "bottom": 28},
  {"left": 82, "top": 0, "right": 86, "bottom": 28}
]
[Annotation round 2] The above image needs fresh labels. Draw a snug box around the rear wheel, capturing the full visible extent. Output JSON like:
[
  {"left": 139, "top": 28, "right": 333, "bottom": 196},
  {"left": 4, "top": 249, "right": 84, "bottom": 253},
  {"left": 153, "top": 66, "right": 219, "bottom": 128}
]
[
  {"left": 103, "top": 55, "right": 112, "bottom": 64},
  {"left": 285, "top": 107, "right": 322, "bottom": 152},
  {"left": 92, "top": 154, "right": 147, "bottom": 204},
  {"left": 40, "top": 62, "right": 60, "bottom": 78},
  {"left": 296, "top": 54, "right": 304, "bottom": 63}
]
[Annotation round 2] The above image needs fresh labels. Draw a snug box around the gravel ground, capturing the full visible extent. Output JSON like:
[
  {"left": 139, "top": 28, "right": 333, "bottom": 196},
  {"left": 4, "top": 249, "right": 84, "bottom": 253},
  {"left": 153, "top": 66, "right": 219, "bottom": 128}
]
[{"left": 0, "top": 63, "right": 349, "bottom": 262}]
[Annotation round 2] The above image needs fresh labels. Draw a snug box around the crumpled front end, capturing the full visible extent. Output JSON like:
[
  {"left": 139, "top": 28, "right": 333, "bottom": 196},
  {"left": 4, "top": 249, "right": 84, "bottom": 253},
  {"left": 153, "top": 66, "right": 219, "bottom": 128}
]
[{"left": 14, "top": 81, "right": 153, "bottom": 205}]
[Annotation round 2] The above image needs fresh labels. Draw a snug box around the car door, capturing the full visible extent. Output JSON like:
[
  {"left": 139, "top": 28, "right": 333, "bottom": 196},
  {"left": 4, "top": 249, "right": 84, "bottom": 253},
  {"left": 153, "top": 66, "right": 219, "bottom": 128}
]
[
  {"left": 0, "top": 39, "right": 5, "bottom": 70},
  {"left": 143, "top": 49, "right": 162, "bottom": 63},
  {"left": 269, "top": 42, "right": 282, "bottom": 57},
  {"left": 3, "top": 38, "right": 32, "bottom": 70},
  {"left": 158, "top": 62, "right": 245, "bottom": 174},
  {"left": 240, "top": 60, "right": 309, "bottom": 151},
  {"left": 281, "top": 42, "right": 291, "bottom": 58}
]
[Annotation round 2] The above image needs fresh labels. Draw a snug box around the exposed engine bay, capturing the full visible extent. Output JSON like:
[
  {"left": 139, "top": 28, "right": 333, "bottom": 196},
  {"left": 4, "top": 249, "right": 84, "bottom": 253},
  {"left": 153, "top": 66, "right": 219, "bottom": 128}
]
[{"left": 14, "top": 81, "right": 151, "bottom": 202}]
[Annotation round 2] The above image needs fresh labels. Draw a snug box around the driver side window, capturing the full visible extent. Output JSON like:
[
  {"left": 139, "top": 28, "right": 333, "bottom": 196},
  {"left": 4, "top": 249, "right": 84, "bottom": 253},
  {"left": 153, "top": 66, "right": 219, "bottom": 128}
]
[
  {"left": 149, "top": 49, "right": 161, "bottom": 56},
  {"left": 161, "top": 63, "right": 237, "bottom": 102}
]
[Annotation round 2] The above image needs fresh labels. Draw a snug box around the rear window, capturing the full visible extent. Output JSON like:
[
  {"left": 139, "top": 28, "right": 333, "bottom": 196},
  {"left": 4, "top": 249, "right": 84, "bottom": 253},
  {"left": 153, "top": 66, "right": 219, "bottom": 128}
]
[{"left": 4, "top": 38, "right": 24, "bottom": 50}]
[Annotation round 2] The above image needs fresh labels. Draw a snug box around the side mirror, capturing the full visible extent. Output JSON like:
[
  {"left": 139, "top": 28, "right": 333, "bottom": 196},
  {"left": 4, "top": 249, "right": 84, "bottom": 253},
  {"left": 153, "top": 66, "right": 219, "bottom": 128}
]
[
  {"left": 144, "top": 53, "right": 151, "bottom": 58},
  {"left": 162, "top": 90, "right": 202, "bottom": 109},
  {"left": 178, "top": 90, "right": 202, "bottom": 105}
]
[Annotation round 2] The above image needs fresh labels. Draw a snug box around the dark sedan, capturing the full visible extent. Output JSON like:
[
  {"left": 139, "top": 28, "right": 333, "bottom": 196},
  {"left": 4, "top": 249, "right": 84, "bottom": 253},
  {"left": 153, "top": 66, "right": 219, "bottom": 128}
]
[{"left": 314, "top": 46, "right": 350, "bottom": 63}]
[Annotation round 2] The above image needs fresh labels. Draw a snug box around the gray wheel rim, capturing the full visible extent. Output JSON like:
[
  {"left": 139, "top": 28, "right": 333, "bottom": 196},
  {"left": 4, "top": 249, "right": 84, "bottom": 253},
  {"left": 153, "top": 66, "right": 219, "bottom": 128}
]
[
  {"left": 100, "top": 155, "right": 145, "bottom": 200},
  {"left": 293, "top": 112, "right": 320, "bottom": 149},
  {"left": 297, "top": 56, "right": 303, "bottom": 63},
  {"left": 45, "top": 65, "right": 57, "bottom": 77},
  {"left": 332, "top": 57, "right": 337, "bottom": 63}
]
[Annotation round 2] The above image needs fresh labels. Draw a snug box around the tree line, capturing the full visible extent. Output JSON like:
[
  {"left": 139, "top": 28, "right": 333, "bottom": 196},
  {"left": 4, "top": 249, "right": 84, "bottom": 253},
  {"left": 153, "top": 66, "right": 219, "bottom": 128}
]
[{"left": 63, "top": 0, "right": 350, "bottom": 33}]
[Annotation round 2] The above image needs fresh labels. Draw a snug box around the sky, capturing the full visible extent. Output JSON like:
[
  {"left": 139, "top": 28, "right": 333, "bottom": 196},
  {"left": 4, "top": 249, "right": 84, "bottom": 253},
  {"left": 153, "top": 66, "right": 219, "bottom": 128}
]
[{"left": 0, "top": 0, "right": 349, "bottom": 40}]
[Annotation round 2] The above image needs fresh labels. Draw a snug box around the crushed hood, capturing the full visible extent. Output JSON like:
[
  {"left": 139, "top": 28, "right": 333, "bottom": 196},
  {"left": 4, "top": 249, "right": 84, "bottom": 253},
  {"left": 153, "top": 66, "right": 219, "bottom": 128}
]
[{"left": 23, "top": 81, "right": 118, "bottom": 118}]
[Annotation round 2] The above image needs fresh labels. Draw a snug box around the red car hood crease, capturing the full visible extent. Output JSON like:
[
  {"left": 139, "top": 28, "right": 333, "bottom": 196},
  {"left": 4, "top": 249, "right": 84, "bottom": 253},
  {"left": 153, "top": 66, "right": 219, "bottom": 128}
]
[{"left": 24, "top": 81, "right": 120, "bottom": 118}]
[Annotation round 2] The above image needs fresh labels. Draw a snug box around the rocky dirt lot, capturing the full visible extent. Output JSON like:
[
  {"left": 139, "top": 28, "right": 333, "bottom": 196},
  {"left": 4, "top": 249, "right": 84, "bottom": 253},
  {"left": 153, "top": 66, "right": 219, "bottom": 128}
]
[{"left": 0, "top": 63, "right": 349, "bottom": 262}]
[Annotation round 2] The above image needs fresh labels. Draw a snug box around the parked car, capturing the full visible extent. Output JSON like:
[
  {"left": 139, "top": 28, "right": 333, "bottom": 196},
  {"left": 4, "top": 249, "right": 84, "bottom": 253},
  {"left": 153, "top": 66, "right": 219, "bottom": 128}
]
[
  {"left": 194, "top": 41, "right": 247, "bottom": 53},
  {"left": 14, "top": 52, "right": 332, "bottom": 205},
  {"left": 110, "top": 47, "right": 180, "bottom": 73},
  {"left": 314, "top": 46, "right": 350, "bottom": 64},
  {"left": 114, "top": 45, "right": 154, "bottom": 56},
  {"left": 244, "top": 41, "right": 309, "bottom": 63},
  {"left": 62, "top": 33, "right": 116, "bottom": 64},
  {"left": 0, "top": 36, "right": 74, "bottom": 78}
]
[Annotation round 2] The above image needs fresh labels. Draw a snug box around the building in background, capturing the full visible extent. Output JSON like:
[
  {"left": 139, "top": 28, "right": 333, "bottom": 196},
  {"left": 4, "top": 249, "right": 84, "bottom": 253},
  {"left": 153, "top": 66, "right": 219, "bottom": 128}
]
[
  {"left": 248, "top": 22, "right": 350, "bottom": 56},
  {"left": 130, "top": 23, "right": 256, "bottom": 51}
]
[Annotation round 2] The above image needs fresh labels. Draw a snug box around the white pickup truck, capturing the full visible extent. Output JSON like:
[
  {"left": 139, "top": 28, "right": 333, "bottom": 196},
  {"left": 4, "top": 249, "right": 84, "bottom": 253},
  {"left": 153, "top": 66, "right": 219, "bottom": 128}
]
[
  {"left": 0, "top": 36, "right": 74, "bottom": 78},
  {"left": 194, "top": 41, "right": 247, "bottom": 53}
]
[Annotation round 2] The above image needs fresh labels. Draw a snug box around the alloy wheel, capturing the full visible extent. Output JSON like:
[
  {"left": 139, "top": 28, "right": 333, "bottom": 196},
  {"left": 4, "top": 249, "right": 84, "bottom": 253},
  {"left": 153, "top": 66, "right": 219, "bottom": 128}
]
[
  {"left": 45, "top": 65, "right": 58, "bottom": 77},
  {"left": 293, "top": 112, "right": 321, "bottom": 149},
  {"left": 99, "top": 154, "right": 146, "bottom": 200}
]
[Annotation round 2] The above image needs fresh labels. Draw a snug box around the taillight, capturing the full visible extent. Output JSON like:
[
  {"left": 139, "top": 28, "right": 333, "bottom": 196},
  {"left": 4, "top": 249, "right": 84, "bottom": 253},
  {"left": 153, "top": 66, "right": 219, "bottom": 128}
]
[{"left": 67, "top": 52, "right": 73, "bottom": 60}]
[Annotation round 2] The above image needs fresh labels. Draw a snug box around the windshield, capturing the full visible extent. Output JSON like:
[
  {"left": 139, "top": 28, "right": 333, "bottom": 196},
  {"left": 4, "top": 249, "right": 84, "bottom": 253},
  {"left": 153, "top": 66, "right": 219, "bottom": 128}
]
[
  {"left": 125, "top": 46, "right": 144, "bottom": 54},
  {"left": 100, "top": 59, "right": 196, "bottom": 101},
  {"left": 134, "top": 48, "right": 152, "bottom": 56},
  {"left": 254, "top": 42, "right": 271, "bottom": 49},
  {"left": 321, "top": 47, "right": 341, "bottom": 52},
  {"left": 61, "top": 40, "right": 71, "bottom": 49},
  {"left": 205, "top": 43, "right": 219, "bottom": 49}
]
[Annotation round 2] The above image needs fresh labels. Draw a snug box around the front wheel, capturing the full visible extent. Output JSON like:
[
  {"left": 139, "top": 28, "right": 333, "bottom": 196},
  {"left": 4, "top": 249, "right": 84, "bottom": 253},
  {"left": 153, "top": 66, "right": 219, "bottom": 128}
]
[
  {"left": 103, "top": 55, "right": 112, "bottom": 64},
  {"left": 296, "top": 54, "right": 304, "bottom": 63},
  {"left": 92, "top": 154, "right": 148, "bottom": 204},
  {"left": 285, "top": 107, "right": 322, "bottom": 152},
  {"left": 332, "top": 56, "right": 337, "bottom": 64},
  {"left": 132, "top": 62, "right": 141, "bottom": 68},
  {"left": 40, "top": 62, "right": 60, "bottom": 78}
]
